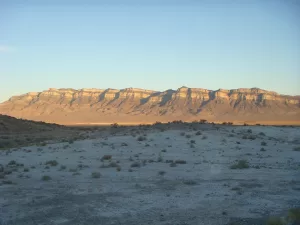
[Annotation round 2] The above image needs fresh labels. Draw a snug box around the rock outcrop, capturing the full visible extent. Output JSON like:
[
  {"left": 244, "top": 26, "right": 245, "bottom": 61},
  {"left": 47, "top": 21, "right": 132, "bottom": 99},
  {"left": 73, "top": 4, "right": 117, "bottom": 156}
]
[{"left": 0, "top": 87, "right": 299, "bottom": 124}]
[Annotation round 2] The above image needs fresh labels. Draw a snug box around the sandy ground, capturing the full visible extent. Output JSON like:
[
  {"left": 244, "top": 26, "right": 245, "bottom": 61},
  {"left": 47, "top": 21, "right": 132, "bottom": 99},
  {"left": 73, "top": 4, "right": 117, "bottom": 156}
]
[{"left": 0, "top": 124, "right": 300, "bottom": 225}]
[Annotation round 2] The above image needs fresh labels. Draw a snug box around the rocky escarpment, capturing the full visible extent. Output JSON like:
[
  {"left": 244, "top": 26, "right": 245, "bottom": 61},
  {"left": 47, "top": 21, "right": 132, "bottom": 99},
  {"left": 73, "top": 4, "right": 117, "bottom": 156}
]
[{"left": 0, "top": 87, "right": 299, "bottom": 124}]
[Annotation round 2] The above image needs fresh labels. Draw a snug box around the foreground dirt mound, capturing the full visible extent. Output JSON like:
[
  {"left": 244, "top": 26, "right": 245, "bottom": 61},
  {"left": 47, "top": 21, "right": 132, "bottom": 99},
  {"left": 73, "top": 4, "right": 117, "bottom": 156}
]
[
  {"left": 0, "top": 115, "right": 85, "bottom": 150},
  {"left": 0, "top": 114, "right": 63, "bottom": 134}
]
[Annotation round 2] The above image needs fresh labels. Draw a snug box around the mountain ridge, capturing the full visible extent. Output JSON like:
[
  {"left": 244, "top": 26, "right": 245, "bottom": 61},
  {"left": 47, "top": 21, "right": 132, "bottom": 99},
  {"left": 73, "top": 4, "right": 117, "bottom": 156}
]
[{"left": 0, "top": 87, "right": 299, "bottom": 125}]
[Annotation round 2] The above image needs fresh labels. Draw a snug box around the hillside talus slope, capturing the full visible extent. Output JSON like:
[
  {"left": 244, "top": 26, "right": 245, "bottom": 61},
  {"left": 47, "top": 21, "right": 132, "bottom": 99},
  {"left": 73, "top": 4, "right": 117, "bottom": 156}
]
[{"left": 0, "top": 87, "right": 299, "bottom": 124}]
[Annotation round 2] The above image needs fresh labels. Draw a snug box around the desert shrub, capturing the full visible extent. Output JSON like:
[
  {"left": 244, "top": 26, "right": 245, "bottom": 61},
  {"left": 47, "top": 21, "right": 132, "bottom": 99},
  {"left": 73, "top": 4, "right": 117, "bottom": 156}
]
[
  {"left": 195, "top": 131, "right": 202, "bottom": 135},
  {"left": 60, "top": 165, "right": 66, "bottom": 170},
  {"left": 170, "top": 162, "right": 177, "bottom": 167},
  {"left": 260, "top": 148, "right": 266, "bottom": 152},
  {"left": 202, "top": 135, "right": 207, "bottom": 140},
  {"left": 261, "top": 141, "right": 267, "bottom": 146},
  {"left": 109, "top": 162, "right": 119, "bottom": 167},
  {"left": 91, "top": 172, "right": 101, "bottom": 178},
  {"left": 0, "top": 140, "right": 14, "bottom": 149},
  {"left": 128, "top": 168, "right": 133, "bottom": 172},
  {"left": 247, "top": 129, "right": 252, "bottom": 133},
  {"left": 185, "top": 134, "right": 191, "bottom": 138},
  {"left": 180, "top": 132, "right": 185, "bottom": 136},
  {"left": 199, "top": 119, "right": 207, "bottom": 124},
  {"left": 293, "top": 147, "right": 300, "bottom": 151},
  {"left": 259, "top": 132, "right": 266, "bottom": 136},
  {"left": 72, "top": 172, "right": 81, "bottom": 176},
  {"left": 175, "top": 159, "right": 187, "bottom": 164},
  {"left": 23, "top": 168, "right": 29, "bottom": 172},
  {"left": 116, "top": 167, "right": 121, "bottom": 172},
  {"left": 190, "top": 140, "right": 196, "bottom": 144},
  {"left": 2, "top": 180, "right": 13, "bottom": 184},
  {"left": 121, "top": 142, "right": 128, "bottom": 146},
  {"left": 157, "top": 153, "right": 163, "bottom": 162},
  {"left": 41, "top": 175, "right": 51, "bottom": 181},
  {"left": 131, "top": 162, "right": 141, "bottom": 168},
  {"left": 230, "top": 160, "right": 249, "bottom": 169},
  {"left": 8, "top": 160, "right": 17, "bottom": 166},
  {"left": 248, "top": 135, "right": 256, "bottom": 140},
  {"left": 137, "top": 136, "right": 147, "bottom": 141},
  {"left": 287, "top": 208, "right": 300, "bottom": 224},
  {"left": 161, "top": 149, "right": 167, "bottom": 152},
  {"left": 68, "top": 139, "right": 74, "bottom": 144},
  {"left": 183, "top": 180, "right": 197, "bottom": 185},
  {"left": 45, "top": 160, "right": 58, "bottom": 167},
  {"left": 101, "top": 155, "right": 112, "bottom": 160},
  {"left": 158, "top": 171, "right": 166, "bottom": 176},
  {"left": 77, "top": 164, "right": 89, "bottom": 169},
  {"left": 111, "top": 123, "right": 119, "bottom": 128}
]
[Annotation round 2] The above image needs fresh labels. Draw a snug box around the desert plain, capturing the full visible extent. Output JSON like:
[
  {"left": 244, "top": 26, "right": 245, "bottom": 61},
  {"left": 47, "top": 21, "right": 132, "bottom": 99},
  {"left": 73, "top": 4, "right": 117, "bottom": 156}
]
[{"left": 0, "top": 122, "right": 300, "bottom": 225}]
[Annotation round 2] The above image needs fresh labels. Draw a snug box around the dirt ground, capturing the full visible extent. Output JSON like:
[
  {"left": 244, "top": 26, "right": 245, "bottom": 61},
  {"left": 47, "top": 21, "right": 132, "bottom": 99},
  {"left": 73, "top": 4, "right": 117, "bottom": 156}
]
[{"left": 0, "top": 123, "right": 300, "bottom": 225}]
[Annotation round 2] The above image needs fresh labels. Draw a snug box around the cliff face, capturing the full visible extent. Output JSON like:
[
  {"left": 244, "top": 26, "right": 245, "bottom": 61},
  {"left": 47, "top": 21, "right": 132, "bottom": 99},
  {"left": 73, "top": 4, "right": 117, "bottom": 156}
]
[{"left": 0, "top": 87, "right": 299, "bottom": 124}]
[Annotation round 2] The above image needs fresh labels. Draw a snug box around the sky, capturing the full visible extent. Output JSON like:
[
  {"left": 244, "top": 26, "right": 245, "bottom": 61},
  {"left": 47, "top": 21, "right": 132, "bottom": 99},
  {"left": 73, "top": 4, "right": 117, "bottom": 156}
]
[{"left": 0, "top": 0, "right": 300, "bottom": 102}]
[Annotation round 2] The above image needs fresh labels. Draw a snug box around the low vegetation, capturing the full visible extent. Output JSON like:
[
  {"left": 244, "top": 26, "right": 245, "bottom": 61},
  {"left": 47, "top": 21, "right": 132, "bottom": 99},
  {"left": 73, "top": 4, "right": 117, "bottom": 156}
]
[{"left": 230, "top": 160, "right": 249, "bottom": 169}]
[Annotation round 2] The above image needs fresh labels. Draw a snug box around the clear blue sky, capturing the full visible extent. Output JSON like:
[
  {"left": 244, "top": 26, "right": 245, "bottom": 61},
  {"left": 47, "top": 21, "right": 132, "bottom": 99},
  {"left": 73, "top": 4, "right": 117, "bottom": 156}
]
[{"left": 1, "top": 0, "right": 300, "bottom": 102}]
